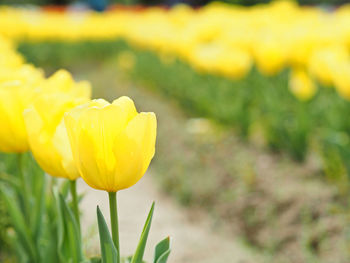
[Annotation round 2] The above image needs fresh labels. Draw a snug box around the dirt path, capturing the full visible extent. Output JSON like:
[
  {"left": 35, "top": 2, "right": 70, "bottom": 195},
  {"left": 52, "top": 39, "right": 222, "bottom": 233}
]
[{"left": 79, "top": 174, "right": 261, "bottom": 263}]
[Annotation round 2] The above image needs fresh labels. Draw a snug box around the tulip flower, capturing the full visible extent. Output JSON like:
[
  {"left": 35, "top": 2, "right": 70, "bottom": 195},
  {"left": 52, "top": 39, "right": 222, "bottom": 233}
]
[
  {"left": 23, "top": 93, "right": 89, "bottom": 180},
  {"left": 289, "top": 68, "right": 317, "bottom": 101},
  {"left": 0, "top": 36, "right": 24, "bottom": 69},
  {"left": 0, "top": 81, "right": 39, "bottom": 153},
  {"left": 333, "top": 62, "right": 350, "bottom": 100},
  {"left": 253, "top": 37, "right": 287, "bottom": 76},
  {"left": 23, "top": 72, "right": 91, "bottom": 230},
  {"left": 64, "top": 96, "right": 157, "bottom": 192},
  {"left": 24, "top": 93, "right": 90, "bottom": 231},
  {"left": 308, "top": 46, "right": 349, "bottom": 87},
  {"left": 0, "top": 64, "right": 46, "bottom": 153},
  {"left": 41, "top": 69, "right": 91, "bottom": 98},
  {"left": 64, "top": 96, "right": 157, "bottom": 261}
]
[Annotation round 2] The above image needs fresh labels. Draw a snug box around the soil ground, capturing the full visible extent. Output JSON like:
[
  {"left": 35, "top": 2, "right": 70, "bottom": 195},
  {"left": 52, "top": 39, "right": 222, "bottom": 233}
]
[{"left": 79, "top": 175, "right": 261, "bottom": 263}]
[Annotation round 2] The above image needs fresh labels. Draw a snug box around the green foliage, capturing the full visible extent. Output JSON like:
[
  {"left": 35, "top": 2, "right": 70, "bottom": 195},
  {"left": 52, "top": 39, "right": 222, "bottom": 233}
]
[
  {"left": 0, "top": 134, "right": 170, "bottom": 263},
  {"left": 0, "top": 153, "right": 60, "bottom": 263},
  {"left": 96, "top": 202, "right": 170, "bottom": 263},
  {"left": 56, "top": 193, "right": 84, "bottom": 263},
  {"left": 153, "top": 237, "right": 171, "bottom": 263},
  {"left": 131, "top": 202, "right": 155, "bottom": 263},
  {"left": 0, "top": 153, "right": 86, "bottom": 263},
  {"left": 17, "top": 40, "right": 123, "bottom": 71},
  {"left": 97, "top": 206, "right": 119, "bottom": 263}
]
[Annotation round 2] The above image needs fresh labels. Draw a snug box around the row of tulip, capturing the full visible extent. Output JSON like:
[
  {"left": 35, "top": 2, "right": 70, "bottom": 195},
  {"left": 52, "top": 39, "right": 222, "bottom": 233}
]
[
  {"left": 14, "top": 34, "right": 350, "bottom": 181},
  {"left": 0, "top": 2, "right": 350, "bottom": 101},
  {"left": 0, "top": 36, "right": 171, "bottom": 262}
]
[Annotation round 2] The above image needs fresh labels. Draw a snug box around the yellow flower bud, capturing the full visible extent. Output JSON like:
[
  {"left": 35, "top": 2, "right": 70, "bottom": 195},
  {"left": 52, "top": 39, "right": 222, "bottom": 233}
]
[
  {"left": 289, "top": 68, "right": 317, "bottom": 101},
  {"left": 24, "top": 93, "right": 89, "bottom": 180},
  {"left": 64, "top": 96, "right": 157, "bottom": 192}
]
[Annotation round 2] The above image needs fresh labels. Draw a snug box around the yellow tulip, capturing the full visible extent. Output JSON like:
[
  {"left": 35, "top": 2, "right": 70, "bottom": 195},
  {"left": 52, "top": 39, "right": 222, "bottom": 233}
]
[
  {"left": 308, "top": 46, "right": 349, "bottom": 87},
  {"left": 333, "top": 62, "right": 350, "bottom": 100},
  {"left": 23, "top": 93, "right": 90, "bottom": 180},
  {"left": 0, "top": 80, "right": 38, "bottom": 152},
  {"left": 41, "top": 69, "right": 91, "bottom": 98},
  {"left": 0, "top": 36, "right": 24, "bottom": 68},
  {"left": 289, "top": 68, "right": 317, "bottom": 101},
  {"left": 253, "top": 37, "right": 287, "bottom": 76},
  {"left": 0, "top": 64, "right": 44, "bottom": 86},
  {"left": 64, "top": 96, "right": 157, "bottom": 192}
]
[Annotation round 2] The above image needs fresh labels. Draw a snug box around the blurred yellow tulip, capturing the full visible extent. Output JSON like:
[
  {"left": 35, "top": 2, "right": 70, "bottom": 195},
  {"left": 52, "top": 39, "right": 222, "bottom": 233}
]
[
  {"left": 0, "top": 64, "right": 44, "bottom": 86},
  {"left": 0, "top": 81, "right": 37, "bottom": 152},
  {"left": 289, "top": 68, "right": 317, "bottom": 101},
  {"left": 308, "top": 46, "right": 349, "bottom": 87},
  {"left": 41, "top": 69, "right": 91, "bottom": 98},
  {"left": 24, "top": 92, "right": 90, "bottom": 180},
  {"left": 64, "top": 97, "right": 157, "bottom": 192},
  {"left": 333, "top": 62, "right": 350, "bottom": 100},
  {"left": 253, "top": 37, "right": 287, "bottom": 76}
]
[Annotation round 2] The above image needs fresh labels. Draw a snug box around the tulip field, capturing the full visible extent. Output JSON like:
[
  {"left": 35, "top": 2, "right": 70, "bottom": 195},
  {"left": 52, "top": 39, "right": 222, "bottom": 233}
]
[{"left": 1, "top": 1, "right": 350, "bottom": 263}]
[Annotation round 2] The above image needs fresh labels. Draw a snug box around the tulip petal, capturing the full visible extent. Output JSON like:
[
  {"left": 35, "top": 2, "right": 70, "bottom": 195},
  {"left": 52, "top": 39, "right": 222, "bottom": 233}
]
[
  {"left": 0, "top": 83, "right": 28, "bottom": 152},
  {"left": 53, "top": 120, "right": 80, "bottom": 180},
  {"left": 113, "top": 112, "right": 157, "bottom": 191}
]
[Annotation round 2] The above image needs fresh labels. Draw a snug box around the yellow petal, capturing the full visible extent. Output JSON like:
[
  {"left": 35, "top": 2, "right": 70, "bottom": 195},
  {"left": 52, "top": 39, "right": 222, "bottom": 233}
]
[{"left": 112, "top": 112, "right": 157, "bottom": 191}]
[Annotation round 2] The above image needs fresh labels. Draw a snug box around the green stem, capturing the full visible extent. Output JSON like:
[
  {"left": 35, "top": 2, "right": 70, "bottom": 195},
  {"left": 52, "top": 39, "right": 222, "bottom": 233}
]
[
  {"left": 17, "top": 153, "right": 38, "bottom": 262},
  {"left": 17, "top": 153, "right": 30, "bottom": 220},
  {"left": 70, "top": 179, "right": 81, "bottom": 232},
  {"left": 108, "top": 191, "right": 120, "bottom": 263}
]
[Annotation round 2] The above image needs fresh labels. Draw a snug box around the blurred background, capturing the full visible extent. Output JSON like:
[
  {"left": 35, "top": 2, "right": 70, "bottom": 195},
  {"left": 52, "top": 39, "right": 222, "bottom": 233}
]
[
  {"left": 0, "top": 0, "right": 349, "bottom": 7},
  {"left": 1, "top": 0, "right": 350, "bottom": 262}
]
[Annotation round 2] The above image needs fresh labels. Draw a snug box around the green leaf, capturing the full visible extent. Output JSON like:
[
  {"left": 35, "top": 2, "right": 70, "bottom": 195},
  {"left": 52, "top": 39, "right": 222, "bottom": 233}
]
[
  {"left": 131, "top": 202, "right": 155, "bottom": 263},
  {"left": 0, "top": 186, "right": 37, "bottom": 261},
  {"left": 154, "top": 237, "right": 171, "bottom": 263},
  {"left": 97, "top": 206, "right": 118, "bottom": 263},
  {"left": 60, "top": 179, "right": 71, "bottom": 199},
  {"left": 31, "top": 164, "right": 46, "bottom": 245},
  {"left": 0, "top": 172, "right": 21, "bottom": 189},
  {"left": 83, "top": 257, "right": 102, "bottom": 263},
  {"left": 57, "top": 193, "right": 84, "bottom": 263}
]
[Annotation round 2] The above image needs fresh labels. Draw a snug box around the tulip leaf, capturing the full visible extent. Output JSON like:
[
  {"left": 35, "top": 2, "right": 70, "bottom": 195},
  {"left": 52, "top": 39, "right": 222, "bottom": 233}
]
[
  {"left": 97, "top": 206, "right": 119, "bottom": 263},
  {"left": 154, "top": 237, "right": 171, "bottom": 263},
  {"left": 57, "top": 193, "right": 84, "bottom": 263},
  {"left": 0, "top": 172, "right": 21, "bottom": 189},
  {"left": 0, "top": 186, "right": 37, "bottom": 261},
  {"left": 88, "top": 257, "right": 102, "bottom": 263},
  {"left": 30, "top": 159, "right": 46, "bottom": 244},
  {"left": 131, "top": 202, "right": 155, "bottom": 263}
]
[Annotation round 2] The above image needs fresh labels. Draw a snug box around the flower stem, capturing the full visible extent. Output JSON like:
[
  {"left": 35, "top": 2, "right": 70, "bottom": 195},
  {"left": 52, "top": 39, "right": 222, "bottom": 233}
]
[
  {"left": 17, "top": 153, "right": 38, "bottom": 262},
  {"left": 109, "top": 191, "right": 120, "bottom": 263},
  {"left": 70, "top": 179, "right": 81, "bottom": 232},
  {"left": 17, "top": 153, "right": 30, "bottom": 219}
]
